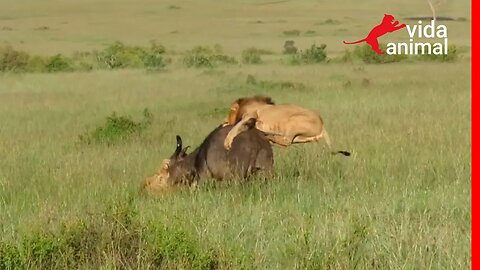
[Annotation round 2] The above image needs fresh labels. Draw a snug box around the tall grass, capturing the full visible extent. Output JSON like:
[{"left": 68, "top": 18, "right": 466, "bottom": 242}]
[{"left": 0, "top": 60, "right": 470, "bottom": 268}]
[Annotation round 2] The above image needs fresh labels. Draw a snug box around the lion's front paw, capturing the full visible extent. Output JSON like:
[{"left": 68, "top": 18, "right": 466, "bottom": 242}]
[{"left": 224, "top": 136, "right": 233, "bottom": 150}]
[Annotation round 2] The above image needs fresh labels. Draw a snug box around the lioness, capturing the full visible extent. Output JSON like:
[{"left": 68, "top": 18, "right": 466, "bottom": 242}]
[{"left": 223, "top": 95, "right": 350, "bottom": 156}]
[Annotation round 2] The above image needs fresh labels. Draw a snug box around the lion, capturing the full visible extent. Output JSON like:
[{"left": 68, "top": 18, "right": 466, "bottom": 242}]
[{"left": 223, "top": 95, "right": 350, "bottom": 156}]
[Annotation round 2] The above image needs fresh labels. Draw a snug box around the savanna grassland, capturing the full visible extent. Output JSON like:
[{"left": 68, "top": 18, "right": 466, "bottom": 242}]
[{"left": 0, "top": 0, "right": 471, "bottom": 269}]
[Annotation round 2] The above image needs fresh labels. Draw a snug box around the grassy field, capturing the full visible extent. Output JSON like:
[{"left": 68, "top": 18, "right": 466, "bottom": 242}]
[{"left": 0, "top": 0, "right": 471, "bottom": 269}]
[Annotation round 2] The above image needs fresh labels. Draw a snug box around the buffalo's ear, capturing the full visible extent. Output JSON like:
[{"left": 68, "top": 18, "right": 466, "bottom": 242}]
[{"left": 179, "top": 146, "right": 190, "bottom": 159}]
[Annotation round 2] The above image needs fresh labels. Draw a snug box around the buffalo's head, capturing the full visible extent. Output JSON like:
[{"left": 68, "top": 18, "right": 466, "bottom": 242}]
[{"left": 141, "top": 135, "right": 192, "bottom": 195}]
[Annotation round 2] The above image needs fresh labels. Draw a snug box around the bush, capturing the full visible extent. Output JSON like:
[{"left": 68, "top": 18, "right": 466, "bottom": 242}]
[
  {"left": 183, "top": 46, "right": 237, "bottom": 68},
  {"left": 79, "top": 108, "right": 153, "bottom": 145},
  {"left": 0, "top": 42, "right": 168, "bottom": 73},
  {"left": 23, "top": 231, "right": 61, "bottom": 268},
  {"left": 241, "top": 48, "right": 263, "bottom": 64},
  {"left": 143, "top": 41, "right": 167, "bottom": 70},
  {"left": 46, "top": 54, "right": 73, "bottom": 72},
  {"left": 352, "top": 44, "right": 407, "bottom": 64},
  {"left": 339, "top": 44, "right": 457, "bottom": 64},
  {"left": 149, "top": 223, "right": 218, "bottom": 269},
  {"left": 300, "top": 43, "right": 328, "bottom": 63},
  {"left": 0, "top": 242, "right": 24, "bottom": 269},
  {"left": 0, "top": 199, "right": 224, "bottom": 269},
  {"left": 287, "top": 43, "right": 328, "bottom": 64},
  {"left": 283, "top": 40, "right": 298, "bottom": 55},
  {"left": 418, "top": 44, "right": 458, "bottom": 62},
  {"left": 0, "top": 45, "right": 30, "bottom": 72},
  {"left": 97, "top": 41, "right": 147, "bottom": 69},
  {"left": 96, "top": 41, "right": 166, "bottom": 70}
]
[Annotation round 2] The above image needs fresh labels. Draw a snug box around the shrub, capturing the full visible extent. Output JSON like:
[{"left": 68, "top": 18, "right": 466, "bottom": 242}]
[
  {"left": 0, "top": 199, "right": 225, "bottom": 269},
  {"left": 241, "top": 48, "right": 263, "bottom": 64},
  {"left": 149, "top": 223, "right": 218, "bottom": 269},
  {"left": 97, "top": 41, "right": 147, "bottom": 69},
  {"left": 0, "top": 242, "right": 24, "bottom": 269},
  {"left": 143, "top": 41, "right": 167, "bottom": 70},
  {"left": 287, "top": 43, "right": 328, "bottom": 64},
  {"left": 283, "top": 40, "right": 298, "bottom": 54},
  {"left": 0, "top": 42, "right": 168, "bottom": 73},
  {"left": 79, "top": 108, "right": 153, "bottom": 144},
  {"left": 0, "top": 45, "right": 30, "bottom": 72},
  {"left": 46, "top": 54, "right": 73, "bottom": 72},
  {"left": 352, "top": 44, "right": 407, "bottom": 64},
  {"left": 418, "top": 44, "right": 458, "bottom": 62},
  {"left": 23, "top": 231, "right": 61, "bottom": 268},
  {"left": 96, "top": 41, "right": 167, "bottom": 70},
  {"left": 300, "top": 43, "right": 328, "bottom": 63},
  {"left": 183, "top": 46, "right": 237, "bottom": 68}
]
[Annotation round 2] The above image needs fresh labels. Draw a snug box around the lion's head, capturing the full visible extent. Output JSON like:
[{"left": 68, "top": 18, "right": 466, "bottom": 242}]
[
  {"left": 224, "top": 95, "right": 275, "bottom": 125},
  {"left": 141, "top": 159, "right": 172, "bottom": 195}
]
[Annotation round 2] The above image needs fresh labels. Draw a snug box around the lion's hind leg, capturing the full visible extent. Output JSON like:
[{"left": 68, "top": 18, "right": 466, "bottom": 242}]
[
  {"left": 292, "top": 133, "right": 323, "bottom": 144},
  {"left": 266, "top": 134, "right": 294, "bottom": 147}
]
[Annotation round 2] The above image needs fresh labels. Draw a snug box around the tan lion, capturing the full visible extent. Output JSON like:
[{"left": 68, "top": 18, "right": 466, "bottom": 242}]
[{"left": 223, "top": 95, "right": 350, "bottom": 156}]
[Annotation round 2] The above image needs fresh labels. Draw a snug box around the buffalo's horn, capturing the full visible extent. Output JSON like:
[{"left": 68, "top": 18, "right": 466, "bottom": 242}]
[{"left": 173, "top": 135, "right": 183, "bottom": 158}]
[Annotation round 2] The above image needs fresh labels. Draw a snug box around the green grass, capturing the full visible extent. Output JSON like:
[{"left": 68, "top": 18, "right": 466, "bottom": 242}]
[{"left": 0, "top": 0, "right": 471, "bottom": 268}]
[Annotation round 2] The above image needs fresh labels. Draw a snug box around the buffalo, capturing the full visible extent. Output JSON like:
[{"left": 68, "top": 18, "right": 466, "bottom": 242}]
[{"left": 142, "top": 120, "right": 273, "bottom": 194}]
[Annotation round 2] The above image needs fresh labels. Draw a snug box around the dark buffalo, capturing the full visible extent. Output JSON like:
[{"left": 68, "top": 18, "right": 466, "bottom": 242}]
[{"left": 142, "top": 121, "right": 273, "bottom": 194}]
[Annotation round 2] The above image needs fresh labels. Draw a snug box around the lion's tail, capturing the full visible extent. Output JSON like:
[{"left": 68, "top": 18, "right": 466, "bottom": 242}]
[
  {"left": 343, "top": 38, "right": 366, "bottom": 45},
  {"left": 321, "top": 128, "right": 351, "bottom": 157}
]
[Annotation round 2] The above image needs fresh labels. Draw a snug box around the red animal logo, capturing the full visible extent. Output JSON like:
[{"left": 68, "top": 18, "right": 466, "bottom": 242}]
[{"left": 343, "top": 14, "right": 406, "bottom": 54}]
